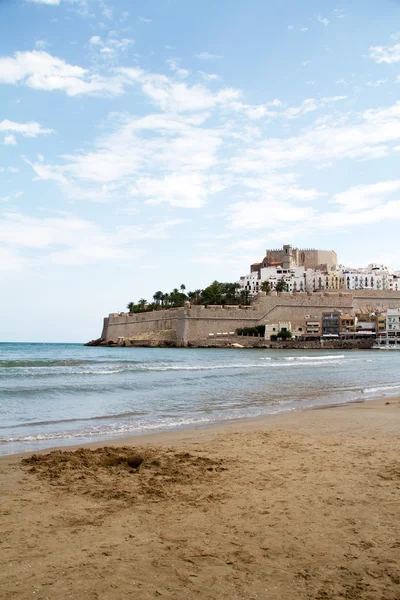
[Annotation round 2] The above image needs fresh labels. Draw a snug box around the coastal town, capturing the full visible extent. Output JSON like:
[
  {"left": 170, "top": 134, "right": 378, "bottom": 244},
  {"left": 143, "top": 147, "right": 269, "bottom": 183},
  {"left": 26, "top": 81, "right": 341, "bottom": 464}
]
[
  {"left": 90, "top": 244, "right": 400, "bottom": 349},
  {"left": 237, "top": 244, "right": 400, "bottom": 347}
]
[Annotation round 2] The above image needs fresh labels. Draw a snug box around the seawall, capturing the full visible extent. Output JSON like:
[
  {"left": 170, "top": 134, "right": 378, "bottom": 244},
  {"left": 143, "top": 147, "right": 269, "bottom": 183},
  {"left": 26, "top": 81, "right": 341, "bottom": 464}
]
[{"left": 97, "top": 291, "right": 400, "bottom": 346}]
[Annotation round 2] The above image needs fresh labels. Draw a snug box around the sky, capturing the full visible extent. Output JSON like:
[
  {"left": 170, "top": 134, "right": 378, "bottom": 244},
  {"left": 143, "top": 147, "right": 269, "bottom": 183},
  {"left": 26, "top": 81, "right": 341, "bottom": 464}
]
[{"left": 1, "top": 0, "right": 400, "bottom": 342}]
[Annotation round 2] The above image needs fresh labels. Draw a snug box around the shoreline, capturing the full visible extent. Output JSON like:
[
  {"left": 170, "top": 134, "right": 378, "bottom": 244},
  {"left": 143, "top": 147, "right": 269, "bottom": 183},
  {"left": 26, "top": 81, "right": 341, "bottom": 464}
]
[{"left": 1, "top": 395, "right": 396, "bottom": 460}]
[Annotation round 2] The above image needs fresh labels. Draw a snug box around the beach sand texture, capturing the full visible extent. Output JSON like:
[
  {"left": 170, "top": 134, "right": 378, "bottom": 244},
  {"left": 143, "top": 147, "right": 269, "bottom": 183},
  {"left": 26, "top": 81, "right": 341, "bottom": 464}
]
[{"left": 1, "top": 399, "right": 399, "bottom": 600}]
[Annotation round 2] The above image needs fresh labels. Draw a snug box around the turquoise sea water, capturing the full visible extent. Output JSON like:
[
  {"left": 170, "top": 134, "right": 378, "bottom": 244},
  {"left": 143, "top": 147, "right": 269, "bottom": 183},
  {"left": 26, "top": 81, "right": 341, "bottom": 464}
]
[{"left": 1, "top": 343, "right": 399, "bottom": 456}]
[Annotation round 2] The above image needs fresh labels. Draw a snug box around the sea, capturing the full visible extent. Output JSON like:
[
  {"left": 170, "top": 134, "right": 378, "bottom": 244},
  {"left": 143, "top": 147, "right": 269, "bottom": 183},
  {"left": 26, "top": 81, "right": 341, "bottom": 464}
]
[{"left": 1, "top": 343, "right": 399, "bottom": 456}]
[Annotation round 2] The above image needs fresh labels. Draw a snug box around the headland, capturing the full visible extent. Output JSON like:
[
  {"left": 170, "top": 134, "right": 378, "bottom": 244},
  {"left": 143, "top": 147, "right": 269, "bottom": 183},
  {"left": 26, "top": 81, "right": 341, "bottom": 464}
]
[{"left": 87, "top": 289, "right": 400, "bottom": 348}]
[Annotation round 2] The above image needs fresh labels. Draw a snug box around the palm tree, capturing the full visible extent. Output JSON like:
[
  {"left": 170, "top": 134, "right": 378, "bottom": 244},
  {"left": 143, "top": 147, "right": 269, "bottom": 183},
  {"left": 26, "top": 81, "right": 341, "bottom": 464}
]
[
  {"left": 162, "top": 293, "right": 170, "bottom": 307},
  {"left": 261, "top": 281, "right": 271, "bottom": 293},
  {"left": 138, "top": 298, "right": 147, "bottom": 311},
  {"left": 275, "top": 279, "right": 289, "bottom": 293},
  {"left": 153, "top": 291, "right": 163, "bottom": 308},
  {"left": 127, "top": 302, "right": 135, "bottom": 313},
  {"left": 180, "top": 284, "right": 186, "bottom": 292}
]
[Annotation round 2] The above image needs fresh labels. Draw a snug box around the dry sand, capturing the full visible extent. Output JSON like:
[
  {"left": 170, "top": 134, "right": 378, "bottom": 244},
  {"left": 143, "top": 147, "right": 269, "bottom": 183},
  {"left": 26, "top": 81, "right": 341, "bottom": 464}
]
[{"left": 1, "top": 398, "right": 400, "bottom": 600}]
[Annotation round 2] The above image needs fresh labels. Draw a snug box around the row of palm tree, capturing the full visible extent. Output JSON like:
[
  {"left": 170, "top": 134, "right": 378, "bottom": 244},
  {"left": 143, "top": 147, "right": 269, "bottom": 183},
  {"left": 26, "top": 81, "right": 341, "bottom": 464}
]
[{"left": 126, "top": 281, "right": 249, "bottom": 313}]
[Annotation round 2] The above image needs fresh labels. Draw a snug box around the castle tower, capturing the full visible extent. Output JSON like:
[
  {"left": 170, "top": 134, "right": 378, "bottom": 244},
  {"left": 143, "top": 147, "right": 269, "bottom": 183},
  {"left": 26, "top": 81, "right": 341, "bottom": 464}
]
[{"left": 282, "top": 244, "right": 294, "bottom": 269}]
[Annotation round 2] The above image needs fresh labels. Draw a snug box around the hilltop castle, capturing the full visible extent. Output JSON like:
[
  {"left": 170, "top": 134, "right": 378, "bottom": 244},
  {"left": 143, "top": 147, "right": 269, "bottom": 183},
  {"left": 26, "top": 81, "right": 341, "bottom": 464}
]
[{"left": 250, "top": 244, "right": 338, "bottom": 275}]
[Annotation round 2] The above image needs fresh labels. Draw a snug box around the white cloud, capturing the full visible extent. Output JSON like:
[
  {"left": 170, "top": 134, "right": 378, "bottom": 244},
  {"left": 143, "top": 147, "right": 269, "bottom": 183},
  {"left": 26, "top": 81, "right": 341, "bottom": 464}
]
[
  {"left": 282, "top": 96, "right": 347, "bottom": 120},
  {"left": 198, "top": 71, "right": 220, "bottom": 82},
  {"left": 317, "top": 15, "right": 330, "bottom": 26},
  {"left": 227, "top": 177, "right": 400, "bottom": 237},
  {"left": 89, "top": 35, "right": 134, "bottom": 59},
  {"left": 4, "top": 135, "right": 17, "bottom": 146},
  {"left": 288, "top": 25, "right": 308, "bottom": 32},
  {"left": 35, "top": 40, "right": 50, "bottom": 50},
  {"left": 131, "top": 173, "right": 214, "bottom": 208},
  {"left": 26, "top": 0, "right": 60, "bottom": 5},
  {"left": 194, "top": 52, "right": 222, "bottom": 60},
  {"left": 333, "top": 180, "right": 400, "bottom": 212},
  {"left": 0, "top": 211, "right": 186, "bottom": 267},
  {"left": 333, "top": 9, "right": 345, "bottom": 19},
  {"left": 0, "top": 50, "right": 127, "bottom": 96},
  {"left": 369, "top": 43, "right": 400, "bottom": 64},
  {"left": 228, "top": 197, "right": 316, "bottom": 230},
  {"left": 0, "top": 120, "right": 54, "bottom": 137},
  {"left": 367, "top": 79, "right": 388, "bottom": 87},
  {"left": 25, "top": 112, "right": 225, "bottom": 207},
  {"left": 166, "top": 59, "right": 189, "bottom": 79},
  {"left": 138, "top": 17, "right": 152, "bottom": 23},
  {"left": 118, "top": 67, "right": 240, "bottom": 112},
  {"left": 230, "top": 101, "right": 400, "bottom": 172}
]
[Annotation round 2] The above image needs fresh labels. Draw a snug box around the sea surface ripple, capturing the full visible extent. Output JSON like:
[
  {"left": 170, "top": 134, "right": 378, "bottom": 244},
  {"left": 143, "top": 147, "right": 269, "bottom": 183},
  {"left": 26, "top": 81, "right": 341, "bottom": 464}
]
[{"left": 0, "top": 343, "right": 399, "bottom": 455}]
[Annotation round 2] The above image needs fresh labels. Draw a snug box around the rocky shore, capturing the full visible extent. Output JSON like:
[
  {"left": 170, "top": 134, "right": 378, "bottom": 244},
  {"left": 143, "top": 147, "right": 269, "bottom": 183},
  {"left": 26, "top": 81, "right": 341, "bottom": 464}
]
[{"left": 85, "top": 337, "right": 375, "bottom": 350}]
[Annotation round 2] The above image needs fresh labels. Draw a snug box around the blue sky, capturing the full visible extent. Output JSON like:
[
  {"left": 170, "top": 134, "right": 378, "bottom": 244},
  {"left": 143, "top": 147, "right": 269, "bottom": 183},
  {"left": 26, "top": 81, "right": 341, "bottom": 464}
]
[{"left": 1, "top": 0, "right": 400, "bottom": 342}]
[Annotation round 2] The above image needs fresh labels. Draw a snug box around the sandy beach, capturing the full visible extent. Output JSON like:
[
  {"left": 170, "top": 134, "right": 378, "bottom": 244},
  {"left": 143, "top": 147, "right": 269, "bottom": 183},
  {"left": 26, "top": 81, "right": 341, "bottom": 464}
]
[{"left": 1, "top": 398, "right": 399, "bottom": 600}]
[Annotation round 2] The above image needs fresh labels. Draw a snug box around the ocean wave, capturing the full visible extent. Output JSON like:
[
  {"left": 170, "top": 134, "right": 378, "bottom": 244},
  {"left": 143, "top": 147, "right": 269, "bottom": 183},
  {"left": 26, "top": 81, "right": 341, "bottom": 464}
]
[
  {"left": 0, "top": 410, "right": 150, "bottom": 430},
  {"left": 0, "top": 359, "right": 88, "bottom": 368},
  {"left": 283, "top": 355, "right": 345, "bottom": 361},
  {"left": 363, "top": 383, "right": 400, "bottom": 395},
  {"left": 0, "top": 415, "right": 216, "bottom": 443}
]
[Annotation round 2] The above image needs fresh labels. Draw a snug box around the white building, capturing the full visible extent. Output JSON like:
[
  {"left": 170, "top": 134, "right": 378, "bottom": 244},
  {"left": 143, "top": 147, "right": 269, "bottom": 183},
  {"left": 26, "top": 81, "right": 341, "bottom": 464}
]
[
  {"left": 239, "top": 266, "right": 307, "bottom": 295},
  {"left": 239, "top": 258, "right": 399, "bottom": 295},
  {"left": 264, "top": 321, "right": 292, "bottom": 340},
  {"left": 387, "top": 308, "right": 400, "bottom": 333}
]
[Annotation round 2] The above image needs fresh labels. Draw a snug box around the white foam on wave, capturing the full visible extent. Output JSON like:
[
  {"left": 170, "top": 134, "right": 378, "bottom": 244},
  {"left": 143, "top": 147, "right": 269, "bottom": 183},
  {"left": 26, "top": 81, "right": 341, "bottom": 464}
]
[
  {"left": 283, "top": 355, "right": 345, "bottom": 361},
  {"left": 82, "top": 369, "right": 125, "bottom": 375},
  {"left": 363, "top": 383, "right": 400, "bottom": 395},
  {"left": 0, "top": 416, "right": 216, "bottom": 443}
]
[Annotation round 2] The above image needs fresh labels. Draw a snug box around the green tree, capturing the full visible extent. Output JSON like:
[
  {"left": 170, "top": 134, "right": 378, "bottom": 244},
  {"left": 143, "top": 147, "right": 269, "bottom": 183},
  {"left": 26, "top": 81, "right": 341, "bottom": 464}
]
[
  {"left": 153, "top": 291, "right": 163, "bottom": 308},
  {"left": 180, "top": 284, "right": 186, "bottom": 292},
  {"left": 239, "top": 289, "right": 250, "bottom": 306},
  {"left": 161, "top": 293, "right": 169, "bottom": 307},
  {"left": 201, "top": 280, "right": 222, "bottom": 305},
  {"left": 277, "top": 330, "right": 292, "bottom": 339},
  {"left": 138, "top": 298, "right": 147, "bottom": 311},
  {"left": 275, "top": 279, "right": 289, "bottom": 292},
  {"left": 261, "top": 281, "right": 271, "bottom": 293},
  {"left": 127, "top": 302, "right": 135, "bottom": 313}
]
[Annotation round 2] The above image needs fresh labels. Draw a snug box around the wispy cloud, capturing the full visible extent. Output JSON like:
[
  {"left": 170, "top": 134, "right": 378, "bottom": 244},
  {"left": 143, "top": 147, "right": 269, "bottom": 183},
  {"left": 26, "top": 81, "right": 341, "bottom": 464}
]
[
  {"left": 26, "top": 0, "right": 60, "bottom": 5},
  {"left": 0, "top": 120, "right": 54, "bottom": 136},
  {"left": 367, "top": 79, "right": 388, "bottom": 87},
  {"left": 0, "top": 211, "right": 187, "bottom": 268},
  {"left": 369, "top": 42, "right": 400, "bottom": 63},
  {"left": 166, "top": 58, "right": 189, "bottom": 79},
  {"left": 317, "top": 15, "right": 330, "bottom": 26},
  {"left": 0, "top": 50, "right": 127, "bottom": 96},
  {"left": 194, "top": 52, "right": 222, "bottom": 61},
  {"left": 4, "top": 135, "right": 17, "bottom": 145},
  {"left": 198, "top": 71, "right": 220, "bottom": 82}
]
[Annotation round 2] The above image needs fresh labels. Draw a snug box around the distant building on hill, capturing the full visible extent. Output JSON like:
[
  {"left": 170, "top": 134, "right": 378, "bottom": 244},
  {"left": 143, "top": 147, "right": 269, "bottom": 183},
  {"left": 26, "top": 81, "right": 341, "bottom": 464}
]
[
  {"left": 250, "top": 244, "right": 338, "bottom": 276},
  {"left": 239, "top": 244, "right": 399, "bottom": 296}
]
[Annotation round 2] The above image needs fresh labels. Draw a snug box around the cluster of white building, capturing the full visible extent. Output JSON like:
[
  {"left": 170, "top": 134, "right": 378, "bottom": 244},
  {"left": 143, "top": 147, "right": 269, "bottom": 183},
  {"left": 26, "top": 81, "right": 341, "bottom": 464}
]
[{"left": 239, "top": 263, "right": 400, "bottom": 295}]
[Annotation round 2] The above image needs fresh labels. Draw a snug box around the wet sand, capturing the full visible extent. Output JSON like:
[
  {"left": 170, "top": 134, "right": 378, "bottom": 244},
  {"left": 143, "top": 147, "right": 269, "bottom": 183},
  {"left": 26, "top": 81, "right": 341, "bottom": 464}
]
[{"left": 1, "top": 398, "right": 400, "bottom": 600}]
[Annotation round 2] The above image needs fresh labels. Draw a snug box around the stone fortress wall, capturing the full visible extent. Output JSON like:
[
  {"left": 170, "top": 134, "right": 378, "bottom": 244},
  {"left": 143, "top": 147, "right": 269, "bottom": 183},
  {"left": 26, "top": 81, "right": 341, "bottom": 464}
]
[{"left": 100, "top": 290, "right": 400, "bottom": 346}]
